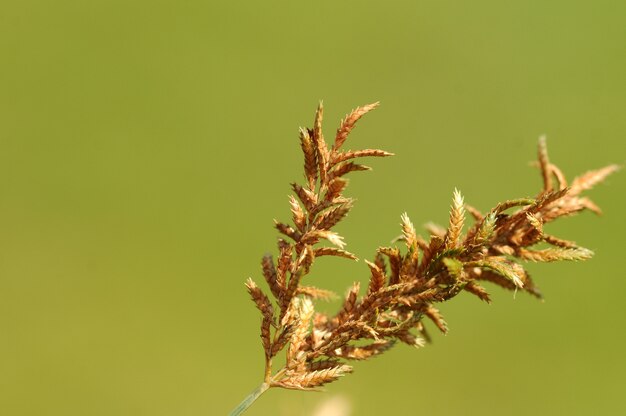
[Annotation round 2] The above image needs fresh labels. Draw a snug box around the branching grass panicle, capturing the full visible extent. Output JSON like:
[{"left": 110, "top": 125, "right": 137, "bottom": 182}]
[{"left": 230, "top": 102, "right": 618, "bottom": 415}]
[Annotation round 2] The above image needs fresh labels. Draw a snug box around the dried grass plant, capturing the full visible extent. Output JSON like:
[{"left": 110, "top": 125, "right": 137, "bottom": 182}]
[{"left": 229, "top": 102, "right": 618, "bottom": 415}]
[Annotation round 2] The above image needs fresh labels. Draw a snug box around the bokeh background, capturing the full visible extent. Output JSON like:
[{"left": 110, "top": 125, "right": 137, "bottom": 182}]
[{"left": 1, "top": 1, "right": 624, "bottom": 415}]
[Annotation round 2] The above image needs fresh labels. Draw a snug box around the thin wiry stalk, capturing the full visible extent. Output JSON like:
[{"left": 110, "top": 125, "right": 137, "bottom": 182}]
[{"left": 232, "top": 102, "right": 617, "bottom": 414}]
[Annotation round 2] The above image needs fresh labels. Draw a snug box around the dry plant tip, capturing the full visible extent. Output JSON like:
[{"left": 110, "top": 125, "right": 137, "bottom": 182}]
[{"left": 230, "top": 104, "right": 616, "bottom": 416}]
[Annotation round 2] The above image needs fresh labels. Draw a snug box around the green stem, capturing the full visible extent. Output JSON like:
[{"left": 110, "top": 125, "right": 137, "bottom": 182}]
[{"left": 228, "top": 383, "right": 270, "bottom": 416}]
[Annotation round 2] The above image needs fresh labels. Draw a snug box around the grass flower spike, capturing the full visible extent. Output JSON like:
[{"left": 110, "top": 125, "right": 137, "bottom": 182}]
[{"left": 230, "top": 102, "right": 617, "bottom": 415}]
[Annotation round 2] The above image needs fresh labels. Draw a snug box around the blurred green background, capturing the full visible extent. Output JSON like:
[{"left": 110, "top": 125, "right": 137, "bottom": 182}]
[{"left": 1, "top": 1, "right": 624, "bottom": 415}]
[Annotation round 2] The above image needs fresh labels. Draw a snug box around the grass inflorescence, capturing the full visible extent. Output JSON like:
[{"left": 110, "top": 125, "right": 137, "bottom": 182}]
[{"left": 230, "top": 102, "right": 618, "bottom": 415}]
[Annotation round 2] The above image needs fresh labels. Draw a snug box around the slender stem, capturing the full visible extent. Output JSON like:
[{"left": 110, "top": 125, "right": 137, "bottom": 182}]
[
  {"left": 264, "top": 358, "right": 272, "bottom": 383},
  {"left": 228, "top": 382, "right": 270, "bottom": 416}
]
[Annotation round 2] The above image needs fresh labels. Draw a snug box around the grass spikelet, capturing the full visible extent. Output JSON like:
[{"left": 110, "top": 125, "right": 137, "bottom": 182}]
[
  {"left": 424, "top": 306, "right": 448, "bottom": 334},
  {"left": 517, "top": 247, "right": 594, "bottom": 262},
  {"left": 378, "top": 246, "right": 402, "bottom": 285},
  {"left": 261, "top": 254, "right": 282, "bottom": 298},
  {"left": 442, "top": 257, "right": 464, "bottom": 279},
  {"left": 335, "top": 282, "right": 361, "bottom": 324},
  {"left": 277, "top": 365, "right": 353, "bottom": 390},
  {"left": 543, "top": 234, "right": 578, "bottom": 249},
  {"left": 570, "top": 164, "right": 620, "bottom": 193},
  {"left": 493, "top": 198, "right": 535, "bottom": 214},
  {"left": 299, "top": 127, "right": 318, "bottom": 190},
  {"left": 276, "top": 240, "right": 292, "bottom": 287},
  {"left": 471, "top": 212, "right": 496, "bottom": 246},
  {"left": 287, "top": 297, "right": 315, "bottom": 366},
  {"left": 291, "top": 183, "right": 317, "bottom": 211},
  {"left": 245, "top": 278, "right": 273, "bottom": 320},
  {"left": 464, "top": 281, "right": 492, "bottom": 303},
  {"left": 445, "top": 188, "right": 465, "bottom": 249},
  {"left": 303, "top": 230, "right": 346, "bottom": 249},
  {"left": 400, "top": 212, "right": 418, "bottom": 250},
  {"left": 307, "top": 359, "right": 342, "bottom": 371},
  {"left": 338, "top": 340, "right": 395, "bottom": 360},
  {"left": 526, "top": 213, "right": 543, "bottom": 234},
  {"left": 274, "top": 220, "right": 299, "bottom": 240},
  {"left": 331, "top": 149, "right": 394, "bottom": 165},
  {"left": 365, "top": 259, "right": 386, "bottom": 294},
  {"left": 471, "top": 257, "right": 525, "bottom": 288},
  {"left": 312, "top": 102, "right": 329, "bottom": 186},
  {"left": 329, "top": 162, "right": 372, "bottom": 179},
  {"left": 333, "top": 102, "right": 379, "bottom": 152},
  {"left": 289, "top": 195, "right": 306, "bottom": 232},
  {"left": 297, "top": 286, "right": 338, "bottom": 301},
  {"left": 313, "top": 247, "right": 358, "bottom": 260},
  {"left": 396, "top": 331, "right": 426, "bottom": 348},
  {"left": 315, "top": 202, "right": 353, "bottom": 230},
  {"left": 325, "top": 178, "right": 349, "bottom": 202},
  {"left": 538, "top": 135, "right": 552, "bottom": 191}
]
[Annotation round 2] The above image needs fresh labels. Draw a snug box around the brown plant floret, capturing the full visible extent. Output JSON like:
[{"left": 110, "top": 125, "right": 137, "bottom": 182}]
[{"left": 233, "top": 102, "right": 617, "bottom": 415}]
